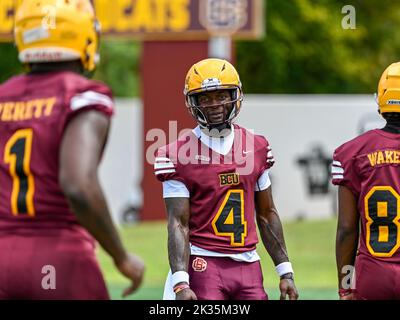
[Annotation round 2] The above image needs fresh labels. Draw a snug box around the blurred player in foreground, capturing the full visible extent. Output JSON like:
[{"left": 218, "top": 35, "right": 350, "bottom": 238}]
[
  {"left": 333, "top": 62, "right": 400, "bottom": 300},
  {"left": 0, "top": 0, "right": 144, "bottom": 299},
  {"left": 155, "top": 58, "right": 298, "bottom": 300}
]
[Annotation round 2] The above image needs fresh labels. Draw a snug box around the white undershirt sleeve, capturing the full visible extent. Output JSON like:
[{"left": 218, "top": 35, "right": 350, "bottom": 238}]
[
  {"left": 255, "top": 170, "right": 271, "bottom": 191},
  {"left": 162, "top": 180, "right": 190, "bottom": 198}
]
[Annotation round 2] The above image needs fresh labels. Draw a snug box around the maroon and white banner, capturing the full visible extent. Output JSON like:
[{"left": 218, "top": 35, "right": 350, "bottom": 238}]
[{"left": 0, "top": 0, "right": 264, "bottom": 41}]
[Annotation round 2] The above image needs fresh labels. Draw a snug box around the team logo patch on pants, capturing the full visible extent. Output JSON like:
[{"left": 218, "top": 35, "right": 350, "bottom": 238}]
[{"left": 192, "top": 257, "right": 207, "bottom": 272}]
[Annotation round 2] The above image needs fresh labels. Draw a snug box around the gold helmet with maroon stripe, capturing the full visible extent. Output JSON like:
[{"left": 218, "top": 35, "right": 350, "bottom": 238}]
[
  {"left": 184, "top": 58, "right": 243, "bottom": 128},
  {"left": 377, "top": 62, "right": 400, "bottom": 113},
  {"left": 14, "top": 0, "right": 100, "bottom": 72}
]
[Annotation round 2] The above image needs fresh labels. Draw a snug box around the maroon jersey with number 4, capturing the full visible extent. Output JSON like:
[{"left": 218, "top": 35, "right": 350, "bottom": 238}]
[
  {"left": 0, "top": 71, "right": 114, "bottom": 235},
  {"left": 155, "top": 125, "right": 274, "bottom": 254},
  {"left": 332, "top": 129, "right": 400, "bottom": 262}
]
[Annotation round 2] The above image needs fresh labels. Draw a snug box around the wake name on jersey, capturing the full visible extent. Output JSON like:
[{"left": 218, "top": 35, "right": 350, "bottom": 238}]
[
  {"left": 367, "top": 150, "right": 400, "bottom": 167},
  {"left": 0, "top": 97, "right": 56, "bottom": 122}
]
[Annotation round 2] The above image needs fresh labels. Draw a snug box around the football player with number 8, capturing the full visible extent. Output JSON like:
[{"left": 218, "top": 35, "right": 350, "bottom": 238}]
[{"left": 334, "top": 62, "right": 400, "bottom": 300}]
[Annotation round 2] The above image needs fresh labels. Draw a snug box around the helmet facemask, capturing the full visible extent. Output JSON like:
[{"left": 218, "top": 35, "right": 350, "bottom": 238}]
[{"left": 186, "top": 86, "right": 243, "bottom": 131}]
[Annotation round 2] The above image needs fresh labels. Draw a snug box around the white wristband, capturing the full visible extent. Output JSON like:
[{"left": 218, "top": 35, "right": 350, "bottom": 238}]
[
  {"left": 275, "top": 262, "right": 294, "bottom": 277},
  {"left": 171, "top": 271, "right": 190, "bottom": 287}
]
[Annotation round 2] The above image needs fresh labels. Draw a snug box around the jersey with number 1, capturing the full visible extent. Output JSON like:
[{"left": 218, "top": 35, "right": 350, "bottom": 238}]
[
  {"left": 0, "top": 71, "right": 114, "bottom": 234},
  {"left": 332, "top": 129, "right": 400, "bottom": 262},
  {"left": 155, "top": 125, "right": 274, "bottom": 254}
]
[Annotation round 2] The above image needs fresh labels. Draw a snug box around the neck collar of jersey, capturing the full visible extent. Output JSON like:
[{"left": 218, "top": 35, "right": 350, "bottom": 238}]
[{"left": 192, "top": 125, "right": 235, "bottom": 155}]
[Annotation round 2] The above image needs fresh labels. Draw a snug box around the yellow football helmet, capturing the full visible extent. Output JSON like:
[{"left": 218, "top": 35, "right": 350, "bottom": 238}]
[
  {"left": 377, "top": 62, "right": 400, "bottom": 113},
  {"left": 184, "top": 58, "right": 243, "bottom": 128},
  {"left": 14, "top": 0, "right": 100, "bottom": 72}
]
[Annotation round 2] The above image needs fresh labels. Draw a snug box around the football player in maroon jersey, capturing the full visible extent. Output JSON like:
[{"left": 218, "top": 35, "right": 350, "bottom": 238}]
[
  {"left": 334, "top": 62, "right": 400, "bottom": 300},
  {"left": 155, "top": 58, "right": 298, "bottom": 300},
  {"left": 0, "top": 0, "right": 144, "bottom": 299}
]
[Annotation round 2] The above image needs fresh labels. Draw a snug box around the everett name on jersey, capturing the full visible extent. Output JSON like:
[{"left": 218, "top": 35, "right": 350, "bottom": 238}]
[
  {"left": 155, "top": 124, "right": 273, "bottom": 254},
  {"left": 0, "top": 71, "right": 114, "bottom": 236}
]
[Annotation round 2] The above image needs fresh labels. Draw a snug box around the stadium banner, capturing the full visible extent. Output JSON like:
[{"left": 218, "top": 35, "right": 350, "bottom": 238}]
[{"left": 0, "top": 0, "right": 264, "bottom": 41}]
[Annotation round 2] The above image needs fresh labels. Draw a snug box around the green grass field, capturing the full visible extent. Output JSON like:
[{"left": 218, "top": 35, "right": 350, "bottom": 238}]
[{"left": 96, "top": 218, "right": 338, "bottom": 300}]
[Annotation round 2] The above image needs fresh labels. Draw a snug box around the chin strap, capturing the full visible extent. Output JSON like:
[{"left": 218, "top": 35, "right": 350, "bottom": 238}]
[
  {"left": 382, "top": 122, "right": 400, "bottom": 134},
  {"left": 205, "top": 122, "right": 231, "bottom": 132},
  {"left": 198, "top": 123, "right": 233, "bottom": 138}
]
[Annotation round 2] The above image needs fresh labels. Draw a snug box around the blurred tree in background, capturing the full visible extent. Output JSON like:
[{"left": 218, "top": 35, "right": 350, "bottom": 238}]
[
  {"left": 237, "top": 0, "right": 400, "bottom": 93},
  {"left": 0, "top": 40, "right": 140, "bottom": 97},
  {"left": 1, "top": 0, "right": 400, "bottom": 96},
  {"left": 0, "top": 43, "right": 21, "bottom": 83},
  {"left": 94, "top": 40, "right": 140, "bottom": 97}
]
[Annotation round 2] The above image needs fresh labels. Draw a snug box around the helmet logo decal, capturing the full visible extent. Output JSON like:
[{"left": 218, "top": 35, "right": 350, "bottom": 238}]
[
  {"left": 201, "top": 78, "right": 221, "bottom": 90},
  {"left": 387, "top": 100, "right": 400, "bottom": 105},
  {"left": 23, "top": 27, "right": 50, "bottom": 44}
]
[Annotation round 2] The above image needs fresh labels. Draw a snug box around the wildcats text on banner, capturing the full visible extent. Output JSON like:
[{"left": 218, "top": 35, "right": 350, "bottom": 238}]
[{"left": 0, "top": 0, "right": 264, "bottom": 41}]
